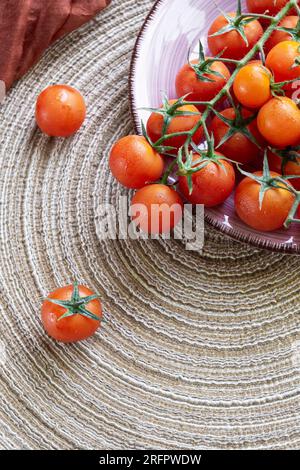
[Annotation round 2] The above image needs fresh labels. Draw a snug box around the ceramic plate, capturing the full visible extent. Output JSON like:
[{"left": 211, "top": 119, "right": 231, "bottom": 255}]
[{"left": 129, "top": 0, "right": 300, "bottom": 254}]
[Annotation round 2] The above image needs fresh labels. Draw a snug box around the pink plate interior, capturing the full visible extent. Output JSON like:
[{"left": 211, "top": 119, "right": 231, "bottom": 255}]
[{"left": 129, "top": 0, "right": 300, "bottom": 254}]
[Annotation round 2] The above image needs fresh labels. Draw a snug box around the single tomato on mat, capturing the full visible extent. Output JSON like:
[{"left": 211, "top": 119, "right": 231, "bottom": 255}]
[
  {"left": 41, "top": 283, "right": 102, "bottom": 343},
  {"left": 109, "top": 135, "right": 164, "bottom": 189},
  {"left": 36, "top": 84, "right": 86, "bottom": 137},
  {"left": 130, "top": 184, "right": 183, "bottom": 235}
]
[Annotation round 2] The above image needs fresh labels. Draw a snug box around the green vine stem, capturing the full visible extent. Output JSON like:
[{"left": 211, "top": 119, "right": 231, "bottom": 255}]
[
  {"left": 47, "top": 282, "right": 101, "bottom": 322},
  {"left": 143, "top": 0, "right": 300, "bottom": 227}
]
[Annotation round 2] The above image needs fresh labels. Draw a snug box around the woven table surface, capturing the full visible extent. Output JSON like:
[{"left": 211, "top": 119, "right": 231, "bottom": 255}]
[{"left": 0, "top": 0, "right": 300, "bottom": 450}]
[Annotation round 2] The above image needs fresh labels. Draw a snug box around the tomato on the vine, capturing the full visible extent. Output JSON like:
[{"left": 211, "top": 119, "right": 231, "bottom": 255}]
[
  {"left": 233, "top": 63, "right": 272, "bottom": 109},
  {"left": 178, "top": 153, "right": 235, "bottom": 207},
  {"left": 268, "top": 149, "right": 300, "bottom": 190},
  {"left": 265, "top": 16, "right": 299, "bottom": 52},
  {"left": 208, "top": 13, "right": 263, "bottom": 60},
  {"left": 130, "top": 184, "right": 183, "bottom": 235},
  {"left": 210, "top": 107, "right": 264, "bottom": 165},
  {"left": 257, "top": 97, "right": 300, "bottom": 147},
  {"left": 35, "top": 85, "right": 86, "bottom": 137},
  {"left": 266, "top": 41, "right": 300, "bottom": 94},
  {"left": 235, "top": 171, "right": 295, "bottom": 231},
  {"left": 175, "top": 59, "right": 230, "bottom": 110},
  {"left": 146, "top": 100, "right": 203, "bottom": 151},
  {"left": 109, "top": 135, "right": 164, "bottom": 189},
  {"left": 41, "top": 283, "right": 102, "bottom": 343},
  {"left": 247, "top": 0, "right": 297, "bottom": 16}
]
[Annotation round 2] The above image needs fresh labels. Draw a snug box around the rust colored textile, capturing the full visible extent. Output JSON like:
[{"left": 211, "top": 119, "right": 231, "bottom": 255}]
[{"left": 0, "top": 0, "right": 111, "bottom": 89}]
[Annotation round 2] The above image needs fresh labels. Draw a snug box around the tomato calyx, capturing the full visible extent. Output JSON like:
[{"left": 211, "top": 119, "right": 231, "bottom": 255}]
[
  {"left": 270, "top": 75, "right": 300, "bottom": 96},
  {"left": 212, "top": 103, "right": 261, "bottom": 149},
  {"left": 208, "top": 0, "right": 266, "bottom": 47},
  {"left": 177, "top": 137, "right": 234, "bottom": 194},
  {"left": 277, "top": 17, "right": 300, "bottom": 42},
  {"left": 188, "top": 42, "right": 227, "bottom": 83},
  {"left": 270, "top": 146, "right": 300, "bottom": 174},
  {"left": 47, "top": 282, "right": 101, "bottom": 322},
  {"left": 238, "top": 152, "right": 295, "bottom": 209},
  {"left": 141, "top": 95, "right": 201, "bottom": 155},
  {"left": 258, "top": 64, "right": 300, "bottom": 97}
]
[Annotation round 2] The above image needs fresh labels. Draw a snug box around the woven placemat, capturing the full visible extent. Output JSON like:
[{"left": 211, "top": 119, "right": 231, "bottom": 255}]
[{"left": 0, "top": 0, "right": 300, "bottom": 450}]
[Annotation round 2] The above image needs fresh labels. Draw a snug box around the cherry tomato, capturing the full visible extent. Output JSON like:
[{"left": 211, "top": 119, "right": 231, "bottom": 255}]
[
  {"left": 178, "top": 153, "right": 235, "bottom": 207},
  {"left": 175, "top": 59, "right": 230, "bottom": 110},
  {"left": 208, "top": 13, "right": 263, "bottom": 60},
  {"left": 41, "top": 283, "right": 102, "bottom": 343},
  {"left": 268, "top": 149, "right": 300, "bottom": 190},
  {"left": 109, "top": 136, "right": 164, "bottom": 189},
  {"left": 247, "top": 0, "right": 298, "bottom": 17},
  {"left": 235, "top": 171, "right": 295, "bottom": 231},
  {"left": 146, "top": 100, "right": 203, "bottom": 151},
  {"left": 265, "top": 16, "right": 299, "bottom": 52},
  {"left": 257, "top": 97, "right": 300, "bottom": 147},
  {"left": 210, "top": 107, "right": 264, "bottom": 165},
  {"left": 266, "top": 41, "right": 300, "bottom": 93},
  {"left": 130, "top": 184, "right": 183, "bottom": 235},
  {"left": 233, "top": 63, "right": 272, "bottom": 109},
  {"left": 35, "top": 85, "right": 86, "bottom": 137}
]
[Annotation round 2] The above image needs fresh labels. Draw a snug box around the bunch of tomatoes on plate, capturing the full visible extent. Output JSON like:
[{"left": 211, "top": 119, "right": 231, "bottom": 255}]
[{"left": 109, "top": 0, "right": 300, "bottom": 234}]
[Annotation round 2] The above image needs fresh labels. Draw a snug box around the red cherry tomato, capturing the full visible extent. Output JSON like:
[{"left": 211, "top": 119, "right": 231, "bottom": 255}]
[
  {"left": 265, "top": 16, "right": 299, "bottom": 52},
  {"left": 257, "top": 97, "right": 300, "bottom": 148},
  {"left": 247, "top": 0, "right": 298, "bottom": 17},
  {"left": 233, "top": 63, "right": 272, "bottom": 109},
  {"left": 41, "top": 284, "right": 102, "bottom": 343},
  {"left": 208, "top": 13, "right": 263, "bottom": 60},
  {"left": 266, "top": 41, "right": 300, "bottom": 94},
  {"left": 175, "top": 59, "right": 230, "bottom": 110},
  {"left": 109, "top": 135, "right": 164, "bottom": 189},
  {"left": 146, "top": 100, "right": 203, "bottom": 152},
  {"left": 235, "top": 171, "right": 295, "bottom": 231},
  {"left": 35, "top": 85, "right": 86, "bottom": 137},
  {"left": 130, "top": 184, "right": 183, "bottom": 235},
  {"left": 178, "top": 153, "right": 235, "bottom": 207},
  {"left": 210, "top": 107, "right": 264, "bottom": 165}
]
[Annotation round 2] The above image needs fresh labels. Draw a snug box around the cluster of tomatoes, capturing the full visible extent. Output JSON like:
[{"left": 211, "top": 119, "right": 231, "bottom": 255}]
[
  {"left": 33, "top": 1, "right": 300, "bottom": 343},
  {"left": 109, "top": 0, "right": 300, "bottom": 234}
]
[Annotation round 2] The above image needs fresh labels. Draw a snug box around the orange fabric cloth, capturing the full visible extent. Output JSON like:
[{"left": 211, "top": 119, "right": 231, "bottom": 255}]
[{"left": 0, "top": 0, "right": 111, "bottom": 89}]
